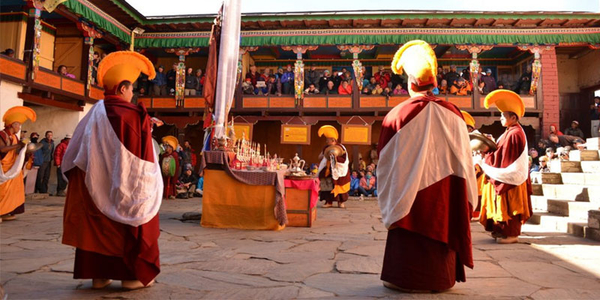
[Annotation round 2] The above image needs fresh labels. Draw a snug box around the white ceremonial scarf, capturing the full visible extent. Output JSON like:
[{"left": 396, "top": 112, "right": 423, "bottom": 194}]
[
  {"left": 479, "top": 128, "right": 529, "bottom": 186},
  {"left": 62, "top": 100, "right": 163, "bottom": 227},
  {"left": 0, "top": 145, "right": 27, "bottom": 184},
  {"left": 378, "top": 102, "right": 478, "bottom": 229},
  {"left": 317, "top": 144, "right": 349, "bottom": 180}
]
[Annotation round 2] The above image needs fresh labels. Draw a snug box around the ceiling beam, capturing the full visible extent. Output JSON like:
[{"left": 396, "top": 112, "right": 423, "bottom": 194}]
[
  {"left": 491, "top": 19, "right": 500, "bottom": 27},
  {"left": 473, "top": 18, "right": 485, "bottom": 26},
  {"left": 168, "top": 23, "right": 178, "bottom": 30},
  {"left": 191, "top": 23, "right": 201, "bottom": 29},
  {"left": 279, "top": 20, "right": 287, "bottom": 27},
  {"left": 257, "top": 21, "right": 266, "bottom": 28},
  {"left": 569, "top": 48, "right": 593, "bottom": 59},
  {"left": 585, "top": 19, "right": 598, "bottom": 26},
  {"left": 328, "top": 19, "right": 334, "bottom": 27},
  {"left": 303, "top": 20, "right": 309, "bottom": 28},
  {"left": 18, "top": 93, "right": 83, "bottom": 111}
]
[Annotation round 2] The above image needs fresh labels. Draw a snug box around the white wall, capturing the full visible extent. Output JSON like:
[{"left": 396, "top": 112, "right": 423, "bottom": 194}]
[{"left": 0, "top": 80, "right": 25, "bottom": 127}]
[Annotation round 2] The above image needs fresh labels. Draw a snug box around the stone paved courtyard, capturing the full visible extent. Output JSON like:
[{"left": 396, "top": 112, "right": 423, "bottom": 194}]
[{"left": 1, "top": 196, "right": 600, "bottom": 299}]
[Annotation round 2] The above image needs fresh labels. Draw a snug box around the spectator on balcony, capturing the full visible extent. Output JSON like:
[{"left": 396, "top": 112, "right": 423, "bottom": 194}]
[
  {"left": 245, "top": 65, "right": 260, "bottom": 87},
  {"left": 392, "top": 84, "right": 408, "bottom": 95},
  {"left": 338, "top": 80, "right": 353, "bottom": 95},
  {"left": 370, "top": 83, "right": 383, "bottom": 95},
  {"left": 497, "top": 82, "right": 505, "bottom": 90},
  {"left": 366, "top": 77, "right": 377, "bottom": 91},
  {"left": 436, "top": 66, "right": 446, "bottom": 84},
  {"left": 242, "top": 78, "right": 255, "bottom": 95},
  {"left": 319, "top": 69, "right": 333, "bottom": 92},
  {"left": 281, "top": 65, "right": 294, "bottom": 95},
  {"left": 381, "top": 87, "right": 392, "bottom": 97},
  {"left": 304, "top": 83, "right": 319, "bottom": 95},
  {"left": 515, "top": 65, "right": 532, "bottom": 95},
  {"left": 184, "top": 67, "right": 197, "bottom": 96},
  {"left": 481, "top": 69, "right": 497, "bottom": 94},
  {"left": 1, "top": 48, "right": 15, "bottom": 58},
  {"left": 166, "top": 63, "right": 177, "bottom": 95},
  {"left": 563, "top": 120, "right": 585, "bottom": 139},
  {"left": 254, "top": 75, "right": 268, "bottom": 95},
  {"left": 261, "top": 68, "right": 272, "bottom": 81},
  {"left": 444, "top": 65, "right": 460, "bottom": 87},
  {"left": 321, "top": 80, "right": 337, "bottom": 95},
  {"left": 477, "top": 81, "right": 485, "bottom": 94},
  {"left": 361, "top": 87, "right": 371, "bottom": 95},
  {"left": 136, "top": 73, "right": 149, "bottom": 96},
  {"left": 91, "top": 52, "right": 100, "bottom": 84},
  {"left": 460, "top": 68, "right": 470, "bottom": 82},
  {"left": 374, "top": 66, "right": 391, "bottom": 89},
  {"left": 195, "top": 69, "right": 204, "bottom": 96},
  {"left": 151, "top": 65, "right": 167, "bottom": 96},
  {"left": 57, "top": 65, "right": 75, "bottom": 79},
  {"left": 265, "top": 75, "right": 281, "bottom": 96},
  {"left": 450, "top": 78, "right": 472, "bottom": 96},
  {"left": 438, "top": 79, "right": 448, "bottom": 95},
  {"left": 305, "top": 65, "right": 320, "bottom": 89}
]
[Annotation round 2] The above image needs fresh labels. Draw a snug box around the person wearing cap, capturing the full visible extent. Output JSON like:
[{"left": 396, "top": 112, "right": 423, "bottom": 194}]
[
  {"left": 53, "top": 134, "right": 71, "bottom": 197},
  {"left": 563, "top": 120, "right": 584, "bottom": 139},
  {"left": 0, "top": 106, "right": 36, "bottom": 222},
  {"left": 318, "top": 69, "right": 333, "bottom": 92},
  {"left": 177, "top": 164, "right": 199, "bottom": 199},
  {"left": 160, "top": 135, "right": 180, "bottom": 200},
  {"left": 61, "top": 51, "right": 162, "bottom": 290},
  {"left": 377, "top": 40, "right": 477, "bottom": 292},
  {"left": 317, "top": 125, "right": 351, "bottom": 208},
  {"left": 477, "top": 90, "right": 532, "bottom": 245}
]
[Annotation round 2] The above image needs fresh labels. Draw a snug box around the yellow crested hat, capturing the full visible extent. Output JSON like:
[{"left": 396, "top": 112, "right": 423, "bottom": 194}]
[
  {"left": 391, "top": 40, "right": 437, "bottom": 87},
  {"left": 484, "top": 89, "right": 525, "bottom": 118},
  {"left": 98, "top": 51, "right": 156, "bottom": 94},
  {"left": 162, "top": 135, "right": 179, "bottom": 150},
  {"left": 318, "top": 125, "right": 339, "bottom": 141},
  {"left": 3, "top": 106, "right": 36, "bottom": 126},
  {"left": 461, "top": 110, "right": 475, "bottom": 128}
]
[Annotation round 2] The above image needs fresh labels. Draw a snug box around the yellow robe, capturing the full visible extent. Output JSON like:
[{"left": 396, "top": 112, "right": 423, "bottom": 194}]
[
  {"left": 479, "top": 177, "right": 531, "bottom": 224},
  {"left": 0, "top": 134, "right": 25, "bottom": 215}
]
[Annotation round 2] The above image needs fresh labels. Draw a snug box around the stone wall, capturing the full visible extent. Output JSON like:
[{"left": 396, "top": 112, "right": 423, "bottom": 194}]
[
  {"left": 0, "top": 80, "right": 24, "bottom": 127},
  {"left": 556, "top": 54, "right": 579, "bottom": 94},
  {"left": 577, "top": 50, "right": 600, "bottom": 90}
]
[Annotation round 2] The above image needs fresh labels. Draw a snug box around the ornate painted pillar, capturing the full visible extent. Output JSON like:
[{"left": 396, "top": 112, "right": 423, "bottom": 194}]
[
  {"left": 517, "top": 45, "right": 553, "bottom": 95},
  {"left": 165, "top": 47, "right": 200, "bottom": 107},
  {"left": 238, "top": 46, "right": 258, "bottom": 81},
  {"left": 456, "top": 45, "right": 494, "bottom": 88},
  {"left": 282, "top": 45, "right": 318, "bottom": 106},
  {"left": 77, "top": 22, "right": 103, "bottom": 91},
  {"left": 29, "top": 0, "right": 44, "bottom": 80},
  {"left": 336, "top": 45, "right": 374, "bottom": 91}
]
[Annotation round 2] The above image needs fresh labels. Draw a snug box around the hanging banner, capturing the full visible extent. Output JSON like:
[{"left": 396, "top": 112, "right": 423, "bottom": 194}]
[
  {"left": 43, "top": 0, "right": 67, "bottom": 13},
  {"left": 281, "top": 124, "right": 311, "bottom": 145},
  {"left": 342, "top": 124, "right": 371, "bottom": 145}
]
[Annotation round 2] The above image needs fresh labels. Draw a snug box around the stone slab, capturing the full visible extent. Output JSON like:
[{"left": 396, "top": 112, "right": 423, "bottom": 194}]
[
  {"left": 569, "top": 150, "right": 600, "bottom": 161},
  {"left": 586, "top": 137, "right": 599, "bottom": 150},
  {"left": 499, "top": 261, "right": 600, "bottom": 289}
]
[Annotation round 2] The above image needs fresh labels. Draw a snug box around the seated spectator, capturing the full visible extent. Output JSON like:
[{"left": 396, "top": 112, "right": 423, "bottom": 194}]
[
  {"left": 438, "top": 79, "right": 448, "bottom": 94},
  {"left": 444, "top": 65, "right": 460, "bottom": 87},
  {"left": 242, "top": 78, "right": 255, "bottom": 95},
  {"left": 545, "top": 147, "right": 558, "bottom": 160},
  {"left": 358, "top": 156, "right": 367, "bottom": 172},
  {"left": 304, "top": 83, "right": 319, "bottom": 94},
  {"left": 255, "top": 76, "right": 268, "bottom": 95},
  {"left": 371, "top": 84, "right": 383, "bottom": 95},
  {"left": 319, "top": 69, "right": 333, "bottom": 91},
  {"left": 349, "top": 171, "right": 360, "bottom": 196},
  {"left": 481, "top": 69, "right": 497, "bottom": 94},
  {"left": 538, "top": 156, "right": 550, "bottom": 172},
  {"left": 338, "top": 80, "right": 352, "bottom": 95},
  {"left": 361, "top": 87, "right": 371, "bottom": 95},
  {"left": 381, "top": 87, "right": 392, "bottom": 97},
  {"left": 177, "top": 166, "right": 199, "bottom": 199},
  {"left": 245, "top": 65, "right": 260, "bottom": 87},
  {"left": 563, "top": 120, "right": 585, "bottom": 139},
  {"left": 529, "top": 148, "right": 539, "bottom": 166},
  {"left": 497, "top": 82, "right": 505, "bottom": 89},
  {"left": 151, "top": 65, "right": 167, "bottom": 96},
  {"left": 57, "top": 65, "right": 76, "bottom": 79},
  {"left": 550, "top": 123, "right": 563, "bottom": 136},
  {"left": 321, "top": 80, "right": 337, "bottom": 95},
  {"left": 450, "top": 78, "right": 471, "bottom": 96},
  {"left": 374, "top": 66, "right": 391, "bottom": 89},
  {"left": 196, "top": 171, "right": 204, "bottom": 196},
  {"left": 528, "top": 156, "right": 537, "bottom": 172},
  {"left": 358, "top": 171, "right": 377, "bottom": 198},
  {"left": 461, "top": 68, "right": 470, "bottom": 82},
  {"left": 366, "top": 77, "right": 377, "bottom": 91},
  {"left": 184, "top": 67, "right": 197, "bottom": 96},
  {"left": 392, "top": 84, "right": 408, "bottom": 95},
  {"left": 477, "top": 81, "right": 485, "bottom": 94},
  {"left": 549, "top": 133, "right": 583, "bottom": 149},
  {"left": 536, "top": 139, "right": 549, "bottom": 156},
  {"left": 265, "top": 75, "right": 281, "bottom": 96},
  {"left": 305, "top": 65, "right": 320, "bottom": 88},
  {"left": 591, "top": 96, "right": 600, "bottom": 138},
  {"left": 281, "top": 65, "right": 294, "bottom": 95},
  {"left": 1, "top": 48, "right": 15, "bottom": 58}
]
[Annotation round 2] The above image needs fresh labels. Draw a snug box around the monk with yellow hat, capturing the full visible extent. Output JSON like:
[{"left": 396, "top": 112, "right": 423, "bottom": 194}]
[
  {"left": 1, "top": 106, "right": 36, "bottom": 222},
  {"left": 377, "top": 40, "right": 477, "bottom": 292},
  {"left": 61, "top": 51, "right": 162, "bottom": 290},
  {"left": 317, "top": 125, "right": 350, "bottom": 208},
  {"left": 477, "top": 90, "right": 532, "bottom": 244},
  {"left": 160, "top": 135, "right": 180, "bottom": 199}
]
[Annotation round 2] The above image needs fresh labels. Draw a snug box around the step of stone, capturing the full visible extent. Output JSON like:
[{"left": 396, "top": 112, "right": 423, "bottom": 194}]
[
  {"left": 527, "top": 212, "right": 586, "bottom": 237},
  {"left": 569, "top": 150, "right": 600, "bottom": 161},
  {"left": 542, "top": 184, "right": 600, "bottom": 202},
  {"left": 550, "top": 160, "right": 582, "bottom": 173},
  {"left": 560, "top": 173, "right": 600, "bottom": 186},
  {"left": 530, "top": 172, "right": 562, "bottom": 184},
  {"left": 588, "top": 210, "right": 600, "bottom": 229},
  {"left": 580, "top": 161, "right": 600, "bottom": 173},
  {"left": 531, "top": 195, "right": 548, "bottom": 211},
  {"left": 532, "top": 183, "right": 544, "bottom": 196},
  {"left": 546, "top": 199, "right": 599, "bottom": 222},
  {"left": 587, "top": 137, "right": 599, "bottom": 150},
  {"left": 584, "top": 226, "right": 600, "bottom": 242}
]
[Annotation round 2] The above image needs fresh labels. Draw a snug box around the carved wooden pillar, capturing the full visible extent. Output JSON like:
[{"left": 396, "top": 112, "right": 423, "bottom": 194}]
[
  {"left": 517, "top": 45, "right": 553, "bottom": 95},
  {"left": 24, "top": 0, "right": 44, "bottom": 80},
  {"left": 282, "top": 45, "right": 318, "bottom": 106},
  {"left": 166, "top": 47, "right": 200, "bottom": 107},
  {"left": 77, "top": 21, "right": 103, "bottom": 92},
  {"left": 456, "top": 45, "right": 494, "bottom": 88},
  {"left": 337, "top": 45, "right": 374, "bottom": 91}
]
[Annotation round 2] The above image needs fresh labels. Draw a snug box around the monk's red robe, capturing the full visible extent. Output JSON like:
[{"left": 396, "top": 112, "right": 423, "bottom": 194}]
[
  {"left": 377, "top": 94, "right": 474, "bottom": 291},
  {"left": 160, "top": 151, "right": 179, "bottom": 199},
  {"left": 318, "top": 144, "right": 351, "bottom": 204},
  {"left": 62, "top": 96, "right": 160, "bottom": 285},
  {"left": 479, "top": 124, "right": 532, "bottom": 237}
]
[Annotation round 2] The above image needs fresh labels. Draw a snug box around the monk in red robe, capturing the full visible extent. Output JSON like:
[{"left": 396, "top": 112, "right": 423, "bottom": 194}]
[
  {"left": 160, "top": 135, "right": 180, "bottom": 199},
  {"left": 377, "top": 40, "right": 477, "bottom": 292},
  {"left": 62, "top": 51, "right": 162, "bottom": 290},
  {"left": 317, "top": 125, "right": 351, "bottom": 208},
  {"left": 477, "top": 90, "right": 532, "bottom": 244}
]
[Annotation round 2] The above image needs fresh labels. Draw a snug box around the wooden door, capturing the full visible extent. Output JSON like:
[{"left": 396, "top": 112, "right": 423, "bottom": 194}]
[{"left": 53, "top": 37, "right": 83, "bottom": 79}]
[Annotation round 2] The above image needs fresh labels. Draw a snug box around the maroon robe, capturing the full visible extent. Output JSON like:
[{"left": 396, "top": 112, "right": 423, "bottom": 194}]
[
  {"left": 62, "top": 95, "right": 160, "bottom": 285},
  {"left": 377, "top": 94, "right": 473, "bottom": 291},
  {"left": 318, "top": 144, "right": 351, "bottom": 204},
  {"left": 160, "top": 151, "right": 179, "bottom": 199}
]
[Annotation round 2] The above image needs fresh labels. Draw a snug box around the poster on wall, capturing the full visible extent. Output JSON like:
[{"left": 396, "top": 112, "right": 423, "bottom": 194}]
[
  {"left": 229, "top": 123, "right": 253, "bottom": 141},
  {"left": 281, "top": 124, "right": 311, "bottom": 145},
  {"left": 341, "top": 124, "right": 371, "bottom": 145}
]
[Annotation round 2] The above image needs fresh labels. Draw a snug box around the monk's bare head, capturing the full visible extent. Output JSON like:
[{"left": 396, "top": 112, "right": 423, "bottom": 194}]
[
  {"left": 500, "top": 111, "right": 518, "bottom": 127},
  {"left": 117, "top": 80, "right": 134, "bottom": 102}
]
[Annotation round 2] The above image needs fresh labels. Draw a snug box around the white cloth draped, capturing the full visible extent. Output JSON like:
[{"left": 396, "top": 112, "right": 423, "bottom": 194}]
[
  {"left": 378, "top": 102, "right": 478, "bottom": 229},
  {"left": 0, "top": 146, "right": 26, "bottom": 184},
  {"left": 317, "top": 144, "right": 349, "bottom": 180},
  {"left": 479, "top": 129, "right": 529, "bottom": 186},
  {"left": 62, "top": 100, "right": 163, "bottom": 227}
]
